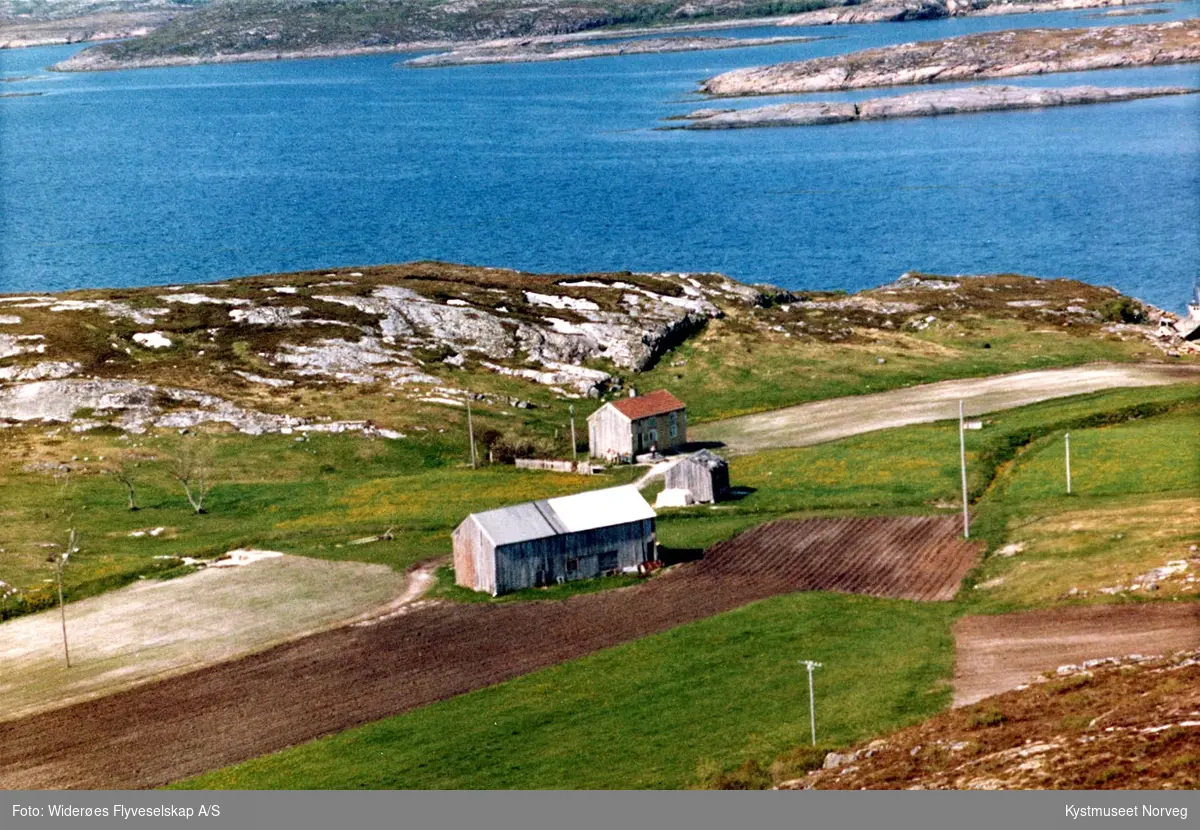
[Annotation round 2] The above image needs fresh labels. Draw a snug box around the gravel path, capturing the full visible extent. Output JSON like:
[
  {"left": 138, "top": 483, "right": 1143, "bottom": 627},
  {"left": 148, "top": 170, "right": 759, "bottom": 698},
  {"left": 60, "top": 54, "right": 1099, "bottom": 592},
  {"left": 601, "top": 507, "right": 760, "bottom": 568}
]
[{"left": 692, "top": 363, "right": 1200, "bottom": 454}]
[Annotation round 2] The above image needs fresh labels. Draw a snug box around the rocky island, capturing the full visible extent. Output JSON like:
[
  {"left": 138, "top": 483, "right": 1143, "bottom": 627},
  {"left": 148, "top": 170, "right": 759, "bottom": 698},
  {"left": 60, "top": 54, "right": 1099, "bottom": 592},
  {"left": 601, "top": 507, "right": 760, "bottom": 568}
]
[
  {"left": 675, "top": 84, "right": 1198, "bottom": 128},
  {"left": 770, "top": 0, "right": 1174, "bottom": 27},
  {"left": 405, "top": 34, "right": 820, "bottom": 68},
  {"left": 700, "top": 19, "right": 1200, "bottom": 96}
]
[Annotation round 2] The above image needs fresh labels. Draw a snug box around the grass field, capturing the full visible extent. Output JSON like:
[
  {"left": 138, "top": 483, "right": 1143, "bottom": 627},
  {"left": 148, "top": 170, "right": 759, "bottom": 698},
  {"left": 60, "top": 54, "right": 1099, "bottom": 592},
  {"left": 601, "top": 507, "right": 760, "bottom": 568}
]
[
  {"left": 0, "top": 429, "right": 638, "bottom": 619},
  {"left": 174, "top": 592, "right": 957, "bottom": 790}
]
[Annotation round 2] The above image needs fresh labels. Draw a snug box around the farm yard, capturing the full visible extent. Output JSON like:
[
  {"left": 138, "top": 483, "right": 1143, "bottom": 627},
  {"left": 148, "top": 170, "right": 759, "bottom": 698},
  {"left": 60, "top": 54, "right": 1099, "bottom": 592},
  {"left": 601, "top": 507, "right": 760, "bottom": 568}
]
[
  {"left": 0, "top": 263, "right": 1198, "bottom": 791},
  {"left": 0, "top": 375, "right": 1194, "bottom": 789}
]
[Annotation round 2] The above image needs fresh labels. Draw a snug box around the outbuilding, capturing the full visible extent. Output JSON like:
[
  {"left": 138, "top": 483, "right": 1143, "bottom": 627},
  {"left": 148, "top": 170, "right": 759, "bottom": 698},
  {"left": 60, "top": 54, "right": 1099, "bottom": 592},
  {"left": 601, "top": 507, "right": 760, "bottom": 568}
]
[
  {"left": 587, "top": 389, "right": 686, "bottom": 462},
  {"left": 452, "top": 485, "right": 657, "bottom": 596},
  {"left": 664, "top": 449, "right": 730, "bottom": 504}
]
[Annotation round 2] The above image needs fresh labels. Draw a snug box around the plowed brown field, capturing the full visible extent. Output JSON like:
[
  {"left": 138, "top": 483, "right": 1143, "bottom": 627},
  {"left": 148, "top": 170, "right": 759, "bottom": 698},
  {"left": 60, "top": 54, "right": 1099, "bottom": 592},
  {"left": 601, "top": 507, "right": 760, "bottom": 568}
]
[{"left": 0, "top": 516, "right": 978, "bottom": 790}]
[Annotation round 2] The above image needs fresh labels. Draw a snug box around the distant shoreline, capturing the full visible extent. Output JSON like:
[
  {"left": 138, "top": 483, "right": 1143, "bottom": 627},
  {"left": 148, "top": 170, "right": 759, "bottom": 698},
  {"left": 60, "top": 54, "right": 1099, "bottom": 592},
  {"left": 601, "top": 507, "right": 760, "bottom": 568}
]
[{"left": 45, "top": 0, "right": 1183, "bottom": 72}]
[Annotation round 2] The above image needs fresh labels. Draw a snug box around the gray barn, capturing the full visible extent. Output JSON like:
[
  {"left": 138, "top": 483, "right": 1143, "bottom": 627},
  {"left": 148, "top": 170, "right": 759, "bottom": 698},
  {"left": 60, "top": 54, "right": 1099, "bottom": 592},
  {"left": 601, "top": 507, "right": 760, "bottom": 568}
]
[
  {"left": 665, "top": 449, "right": 730, "bottom": 504},
  {"left": 452, "top": 485, "right": 657, "bottom": 595},
  {"left": 587, "top": 389, "right": 687, "bottom": 462}
]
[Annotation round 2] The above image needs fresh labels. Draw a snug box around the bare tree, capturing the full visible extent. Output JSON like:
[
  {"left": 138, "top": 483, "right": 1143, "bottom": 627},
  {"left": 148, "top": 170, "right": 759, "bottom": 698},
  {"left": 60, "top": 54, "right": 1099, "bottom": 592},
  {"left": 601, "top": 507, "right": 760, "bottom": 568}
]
[
  {"left": 169, "top": 440, "right": 215, "bottom": 515},
  {"left": 48, "top": 530, "right": 75, "bottom": 668},
  {"left": 103, "top": 458, "right": 140, "bottom": 511}
]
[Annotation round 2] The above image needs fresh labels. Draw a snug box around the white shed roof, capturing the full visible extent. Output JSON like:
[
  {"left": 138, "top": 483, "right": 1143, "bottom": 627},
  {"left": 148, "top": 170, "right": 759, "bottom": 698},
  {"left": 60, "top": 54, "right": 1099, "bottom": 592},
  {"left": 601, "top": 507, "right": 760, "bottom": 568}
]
[
  {"left": 545, "top": 485, "right": 656, "bottom": 533},
  {"left": 467, "top": 485, "right": 655, "bottom": 547}
]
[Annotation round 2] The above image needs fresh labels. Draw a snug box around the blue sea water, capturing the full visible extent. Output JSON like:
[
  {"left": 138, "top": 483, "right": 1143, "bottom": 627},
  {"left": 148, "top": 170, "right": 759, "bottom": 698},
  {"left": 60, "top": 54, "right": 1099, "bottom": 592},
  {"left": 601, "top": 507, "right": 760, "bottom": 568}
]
[{"left": 1, "top": 3, "right": 1198, "bottom": 310}]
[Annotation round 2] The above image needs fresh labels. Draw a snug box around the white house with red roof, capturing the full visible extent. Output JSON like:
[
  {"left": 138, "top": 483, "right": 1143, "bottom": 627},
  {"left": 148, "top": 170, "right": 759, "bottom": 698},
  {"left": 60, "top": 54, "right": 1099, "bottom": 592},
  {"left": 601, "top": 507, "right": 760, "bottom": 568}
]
[{"left": 587, "top": 389, "right": 686, "bottom": 462}]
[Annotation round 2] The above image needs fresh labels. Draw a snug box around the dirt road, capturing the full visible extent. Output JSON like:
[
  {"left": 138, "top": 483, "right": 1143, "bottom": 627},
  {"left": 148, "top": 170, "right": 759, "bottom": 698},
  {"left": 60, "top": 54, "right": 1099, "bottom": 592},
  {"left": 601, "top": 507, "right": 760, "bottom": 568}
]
[
  {"left": 693, "top": 363, "right": 1200, "bottom": 454},
  {"left": 0, "top": 516, "right": 975, "bottom": 789},
  {"left": 953, "top": 602, "right": 1200, "bottom": 707}
]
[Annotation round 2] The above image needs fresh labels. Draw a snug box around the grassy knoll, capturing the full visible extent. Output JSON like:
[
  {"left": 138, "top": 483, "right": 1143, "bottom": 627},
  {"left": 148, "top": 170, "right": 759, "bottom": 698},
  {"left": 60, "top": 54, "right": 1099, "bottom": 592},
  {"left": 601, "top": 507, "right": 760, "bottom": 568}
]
[
  {"left": 960, "top": 403, "right": 1199, "bottom": 614},
  {"left": 174, "top": 592, "right": 957, "bottom": 790},
  {"left": 0, "top": 428, "right": 638, "bottom": 619}
]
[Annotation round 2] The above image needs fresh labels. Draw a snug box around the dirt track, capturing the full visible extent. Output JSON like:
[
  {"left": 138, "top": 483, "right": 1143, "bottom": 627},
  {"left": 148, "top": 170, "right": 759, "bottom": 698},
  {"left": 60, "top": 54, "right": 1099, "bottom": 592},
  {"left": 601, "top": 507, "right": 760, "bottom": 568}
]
[
  {"left": 693, "top": 363, "right": 1200, "bottom": 454},
  {"left": 0, "top": 516, "right": 977, "bottom": 790},
  {"left": 953, "top": 602, "right": 1200, "bottom": 707}
]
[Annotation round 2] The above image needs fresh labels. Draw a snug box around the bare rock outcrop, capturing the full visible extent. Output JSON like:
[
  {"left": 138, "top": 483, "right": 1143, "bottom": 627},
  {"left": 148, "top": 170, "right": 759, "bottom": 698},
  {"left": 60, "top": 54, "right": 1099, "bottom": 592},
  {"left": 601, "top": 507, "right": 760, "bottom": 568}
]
[
  {"left": 678, "top": 85, "right": 1198, "bottom": 128},
  {"left": 700, "top": 20, "right": 1200, "bottom": 96},
  {"left": 406, "top": 34, "right": 817, "bottom": 67}
]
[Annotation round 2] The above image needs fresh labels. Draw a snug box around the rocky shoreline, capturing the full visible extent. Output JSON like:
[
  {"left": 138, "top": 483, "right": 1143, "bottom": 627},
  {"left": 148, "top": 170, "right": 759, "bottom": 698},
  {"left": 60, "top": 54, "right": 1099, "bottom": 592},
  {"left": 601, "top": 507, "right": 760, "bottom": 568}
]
[
  {"left": 700, "top": 19, "right": 1200, "bottom": 96},
  {"left": 406, "top": 34, "right": 820, "bottom": 67},
  {"left": 675, "top": 84, "right": 1198, "bottom": 128}
]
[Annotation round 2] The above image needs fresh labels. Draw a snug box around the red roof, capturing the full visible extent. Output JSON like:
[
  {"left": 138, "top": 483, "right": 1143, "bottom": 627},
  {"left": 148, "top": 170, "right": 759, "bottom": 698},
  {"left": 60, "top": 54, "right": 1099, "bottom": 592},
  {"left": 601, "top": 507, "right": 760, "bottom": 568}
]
[{"left": 610, "top": 390, "right": 685, "bottom": 421}]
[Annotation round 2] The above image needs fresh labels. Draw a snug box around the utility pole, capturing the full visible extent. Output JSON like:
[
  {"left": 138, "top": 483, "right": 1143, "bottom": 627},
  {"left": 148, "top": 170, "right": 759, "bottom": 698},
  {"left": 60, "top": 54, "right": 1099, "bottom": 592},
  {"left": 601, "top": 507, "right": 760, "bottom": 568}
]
[
  {"left": 466, "top": 396, "right": 477, "bottom": 469},
  {"left": 799, "top": 659, "right": 822, "bottom": 746},
  {"left": 959, "top": 400, "right": 970, "bottom": 539},
  {"left": 569, "top": 405, "right": 578, "bottom": 464},
  {"left": 56, "top": 530, "right": 73, "bottom": 668},
  {"left": 1065, "top": 432, "right": 1072, "bottom": 495}
]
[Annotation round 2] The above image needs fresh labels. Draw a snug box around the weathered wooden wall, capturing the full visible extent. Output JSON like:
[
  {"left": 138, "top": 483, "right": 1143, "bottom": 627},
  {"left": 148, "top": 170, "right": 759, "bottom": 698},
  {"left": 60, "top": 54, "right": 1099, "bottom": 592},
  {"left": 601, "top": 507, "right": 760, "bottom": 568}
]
[
  {"left": 491, "top": 518, "right": 655, "bottom": 596},
  {"left": 587, "top": 405, "right": 633, "bottom": 460},
  {"left": 515, "top": 458, "right": 592, "bottom": 474},
  {"left": 452, "top": 518, "right": 493, "bottom": 594},
  {"left": 666, "top": 456, "right": 728, "bottom": 503}
]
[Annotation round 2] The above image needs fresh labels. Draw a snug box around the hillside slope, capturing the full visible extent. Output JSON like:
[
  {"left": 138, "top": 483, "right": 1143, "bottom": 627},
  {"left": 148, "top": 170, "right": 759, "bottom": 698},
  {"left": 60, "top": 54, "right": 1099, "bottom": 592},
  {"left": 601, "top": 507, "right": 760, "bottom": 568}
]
[{"left": 788, "top": 647, "right": 1200, "bottom": 790}]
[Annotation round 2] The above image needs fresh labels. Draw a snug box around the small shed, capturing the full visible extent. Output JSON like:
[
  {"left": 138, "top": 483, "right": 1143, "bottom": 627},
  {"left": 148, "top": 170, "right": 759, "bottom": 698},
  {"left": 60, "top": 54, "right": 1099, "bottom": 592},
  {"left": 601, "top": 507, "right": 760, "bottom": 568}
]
[
  {"left": 664, "top": 449, "right": 730, "bottom": 504},
  {"left": 587, "top": 389, "right": 686, "bottom": 462},
  {"left": 452, "top": 485, "right": 657, "bottom": 596}
]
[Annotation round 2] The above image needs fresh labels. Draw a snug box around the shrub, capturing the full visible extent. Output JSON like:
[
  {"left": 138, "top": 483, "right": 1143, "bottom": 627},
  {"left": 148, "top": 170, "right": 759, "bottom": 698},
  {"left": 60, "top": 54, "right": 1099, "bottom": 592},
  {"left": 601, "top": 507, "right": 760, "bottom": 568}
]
[
  {"left": 769, "top": 745, "right": 837, "bottom": 783},
  {"left": 967, "top": 707, "right": 1007, "bottom": 728},
  {"left": 1100, "top": 298, "right": 1146, "bottom": 324},
  {"left": 706, "top": 759, "right": 773, "bottom": 790}
]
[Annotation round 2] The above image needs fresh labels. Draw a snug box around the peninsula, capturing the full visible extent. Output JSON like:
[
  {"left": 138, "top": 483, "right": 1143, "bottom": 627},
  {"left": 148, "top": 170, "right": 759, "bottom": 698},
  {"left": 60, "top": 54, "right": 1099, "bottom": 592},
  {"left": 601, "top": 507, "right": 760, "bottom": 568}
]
[{"left": 405, "top": 34, "right": 821, "bottom": 68}]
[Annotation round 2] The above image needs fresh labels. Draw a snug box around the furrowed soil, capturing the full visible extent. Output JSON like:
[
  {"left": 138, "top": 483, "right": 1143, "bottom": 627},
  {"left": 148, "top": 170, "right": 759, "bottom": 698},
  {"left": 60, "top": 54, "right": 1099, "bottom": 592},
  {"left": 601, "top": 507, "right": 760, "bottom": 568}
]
[
  {"left": 953, "top": 602, "right": 1200, "bottom": 706},
  {"left": 0, "top": 515, "right": 978, "bottom": 789}
]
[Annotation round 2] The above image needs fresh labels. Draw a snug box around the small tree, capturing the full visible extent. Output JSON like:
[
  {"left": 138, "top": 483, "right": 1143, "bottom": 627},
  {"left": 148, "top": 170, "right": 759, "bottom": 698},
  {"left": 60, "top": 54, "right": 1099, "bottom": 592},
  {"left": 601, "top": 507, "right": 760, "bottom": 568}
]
[
  {"left": 169, "top": 440, "right": 215, "bottom": 515},
  {"left": 103, "top": 458, "right": 140, "bottom": 511}
]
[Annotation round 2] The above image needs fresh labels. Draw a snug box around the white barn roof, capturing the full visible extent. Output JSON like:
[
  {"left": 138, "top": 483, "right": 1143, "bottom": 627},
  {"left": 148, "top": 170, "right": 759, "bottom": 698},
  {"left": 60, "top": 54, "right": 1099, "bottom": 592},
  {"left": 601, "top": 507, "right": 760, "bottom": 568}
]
[{"left": 468, "top": 485, "right": 655, "bottom": 547}]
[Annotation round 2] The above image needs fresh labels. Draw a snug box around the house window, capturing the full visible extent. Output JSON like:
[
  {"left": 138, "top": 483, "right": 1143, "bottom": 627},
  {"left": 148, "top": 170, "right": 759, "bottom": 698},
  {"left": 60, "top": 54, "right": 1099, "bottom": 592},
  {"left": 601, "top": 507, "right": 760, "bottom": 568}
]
[
  {"left": 566, "top": 557, "right": 578, "bottom": 573},
  {"left": 669, "top": 412, "right": 678, "bottom": 438}
]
